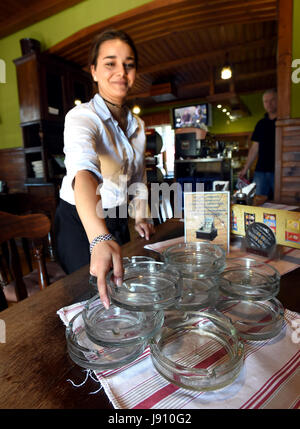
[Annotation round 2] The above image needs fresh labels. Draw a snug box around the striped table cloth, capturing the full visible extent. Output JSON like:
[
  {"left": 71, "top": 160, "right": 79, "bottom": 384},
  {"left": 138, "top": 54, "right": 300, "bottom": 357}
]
[
  {"left": 58, "top": 302, "right": 299, "bottom": 409},
  {"left": 57, "top": 237, "right": 300, "bottom": 409}
]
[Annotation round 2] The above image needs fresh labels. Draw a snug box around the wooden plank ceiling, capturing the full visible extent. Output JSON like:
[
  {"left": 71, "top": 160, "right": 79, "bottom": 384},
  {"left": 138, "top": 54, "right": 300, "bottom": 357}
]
[
  {"left": 0, "top": 0, "right": 85, "bottom": 39},
  {"left": 28, "top": 0, "right": 280, "bottom": 109}
]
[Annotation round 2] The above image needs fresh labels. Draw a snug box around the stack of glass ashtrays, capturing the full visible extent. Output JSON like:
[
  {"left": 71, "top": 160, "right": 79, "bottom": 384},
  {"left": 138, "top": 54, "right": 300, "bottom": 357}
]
[
  {"left": 215, "top": 257, "right": 284, "bottom": 341},
  {"left": 152, "top": 242, "right": 245, "bottom": 391},
  {"left": 162, "top": 242, "right": 226, "bottom": 310},
  {"left": 89, "top": 255, "right": 156, "bottom": 292},
  {"left": 67, "top": 248, "right": 282, "bottom": 389},
  {"left": 66, "top": 260, "right": 181, "bottom": 370},
  {"left": 149, "top": 309, "right": 244, "bottom": 391},
  {"left": 107, "top": 261, "right": 182, "bottom": 311}
]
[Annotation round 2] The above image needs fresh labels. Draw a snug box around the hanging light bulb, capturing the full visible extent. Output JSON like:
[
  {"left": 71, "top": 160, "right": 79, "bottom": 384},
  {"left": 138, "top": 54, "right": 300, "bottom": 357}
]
[
  {"left": 132, "top": 105, "right": 141, "bottom": 115},
  {"left": 221, "top": 53, "right": 232, "bottom": 80},
  {"left": 221, "top": 66, "right": 232, "bottom": 80}
]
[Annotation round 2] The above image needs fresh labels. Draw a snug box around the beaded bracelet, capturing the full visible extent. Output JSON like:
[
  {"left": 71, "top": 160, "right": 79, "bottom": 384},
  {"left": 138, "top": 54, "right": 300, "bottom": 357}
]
[{"left": 89, "top": 233, "right": 115, "bottom": 254}]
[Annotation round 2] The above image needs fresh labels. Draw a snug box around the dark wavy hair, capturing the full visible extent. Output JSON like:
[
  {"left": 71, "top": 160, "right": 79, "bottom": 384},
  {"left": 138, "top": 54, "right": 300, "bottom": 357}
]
[{"left": 88, "top": 28, "right": 138, "bottom": 69}]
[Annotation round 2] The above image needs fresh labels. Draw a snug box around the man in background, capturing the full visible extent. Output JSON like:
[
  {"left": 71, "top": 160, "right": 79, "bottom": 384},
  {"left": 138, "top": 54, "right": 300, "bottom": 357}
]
[{"left": 238, "top": 89, "right": 277, "bottom": 199}]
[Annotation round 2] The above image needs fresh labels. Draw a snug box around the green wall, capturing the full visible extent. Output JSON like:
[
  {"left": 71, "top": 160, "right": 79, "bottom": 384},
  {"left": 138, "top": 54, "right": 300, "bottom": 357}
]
[
  {"left": 210, "top": 92, "right": 265, "bottom": 134},
  {"left": 0, "top": 0, "right": 152, "bottom": 149},
  {"left": 291, "top": 0, "right": 300, "bottom": 118},
  {"left": 1, "top": 0, "right": 299, "bottom": 149}
]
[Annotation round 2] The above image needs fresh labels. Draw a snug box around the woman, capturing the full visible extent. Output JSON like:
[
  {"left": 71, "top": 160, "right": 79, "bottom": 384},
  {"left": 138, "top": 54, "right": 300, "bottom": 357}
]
[{"left": 55, "top": 29, "right": 154, "bottom": 309}]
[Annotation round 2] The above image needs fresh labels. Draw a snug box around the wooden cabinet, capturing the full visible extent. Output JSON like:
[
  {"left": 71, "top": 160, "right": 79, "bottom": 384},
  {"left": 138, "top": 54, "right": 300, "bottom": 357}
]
[{"left": 14, "top": 51, "right": 93, "bottom": 185}]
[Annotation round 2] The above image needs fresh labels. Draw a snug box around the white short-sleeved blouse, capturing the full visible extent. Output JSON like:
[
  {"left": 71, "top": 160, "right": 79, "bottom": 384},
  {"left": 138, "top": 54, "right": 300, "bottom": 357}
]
[{"left": 59, "top": 94, "right": 147, "bottom": 209}]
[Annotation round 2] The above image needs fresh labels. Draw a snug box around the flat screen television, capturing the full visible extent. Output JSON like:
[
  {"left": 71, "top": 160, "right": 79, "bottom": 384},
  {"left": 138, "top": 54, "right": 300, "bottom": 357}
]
[{"left": 172, "top": 103, "right": 212, "bottom": 129}]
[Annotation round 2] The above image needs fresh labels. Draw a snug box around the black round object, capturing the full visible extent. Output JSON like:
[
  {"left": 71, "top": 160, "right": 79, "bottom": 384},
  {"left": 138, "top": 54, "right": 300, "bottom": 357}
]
[{"left": 245, "top": 222, "right": 276, "bottom": 251}]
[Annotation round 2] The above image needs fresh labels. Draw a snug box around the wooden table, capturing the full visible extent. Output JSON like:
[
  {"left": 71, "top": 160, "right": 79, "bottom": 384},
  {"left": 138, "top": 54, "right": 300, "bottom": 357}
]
[
  {"left": 0, "top": 219, "right": 299, "bottom": 409},
  {"left": 0, "top": 220, "right": 183, "bottom": 409}
]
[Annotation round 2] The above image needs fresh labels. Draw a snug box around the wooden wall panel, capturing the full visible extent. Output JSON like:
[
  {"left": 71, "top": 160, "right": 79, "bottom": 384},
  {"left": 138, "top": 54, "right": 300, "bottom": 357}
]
[
  {"left": 275, "top": 119, "right": 300, "bottom": 203},
  {"left": 141, "top": 110, "right": 172, "bottom": 128},
  {"left": 277, "top": 0, "right": 293, "bottom": 119},
  {"left": 0, "top": 148, "right": 26, "bottom": 193}
]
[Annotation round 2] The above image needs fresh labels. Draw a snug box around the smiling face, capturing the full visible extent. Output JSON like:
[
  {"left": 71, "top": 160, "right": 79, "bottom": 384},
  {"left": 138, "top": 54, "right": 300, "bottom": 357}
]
[{"left": 90, "top": 38, "right": 136, "bottom": 105}]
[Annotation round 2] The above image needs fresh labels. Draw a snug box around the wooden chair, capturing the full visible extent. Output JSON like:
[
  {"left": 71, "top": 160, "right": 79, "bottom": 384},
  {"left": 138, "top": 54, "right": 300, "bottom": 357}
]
[{"left": 0, "top": 211, "right": 66, "bottom": 310}]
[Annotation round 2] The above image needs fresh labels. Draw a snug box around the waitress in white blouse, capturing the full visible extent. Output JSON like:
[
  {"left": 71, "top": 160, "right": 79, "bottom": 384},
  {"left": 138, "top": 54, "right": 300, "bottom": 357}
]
[{"left": 54, "top": 29, "right": 154, "bottom": 309}]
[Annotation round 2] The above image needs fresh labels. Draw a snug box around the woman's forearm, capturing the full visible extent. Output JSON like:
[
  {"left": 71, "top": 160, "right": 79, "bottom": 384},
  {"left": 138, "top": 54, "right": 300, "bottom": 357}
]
[{"left": 74, "top": 170, "right": 109, "bottom": 242}]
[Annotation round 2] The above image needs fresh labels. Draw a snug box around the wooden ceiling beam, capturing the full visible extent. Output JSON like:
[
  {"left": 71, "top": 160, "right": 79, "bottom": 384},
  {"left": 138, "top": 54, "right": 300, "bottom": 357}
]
[
  {"left": 138, "top": 37, "right": 277, "bottom": 75},
  {"left": 129, "top": 15, "right": 277, "bottom": 45},
  {"left": 127, "top": 67, "right": 276, "bottom": 100},
  {"left": 51, "top": 16, "right": 277, "bottom": 68},
  {"left": 48, "top": 0, "right": 277, "bottom": 60},
  {"left": 0, "top": 0, "right": 85, "bottom": 39}
]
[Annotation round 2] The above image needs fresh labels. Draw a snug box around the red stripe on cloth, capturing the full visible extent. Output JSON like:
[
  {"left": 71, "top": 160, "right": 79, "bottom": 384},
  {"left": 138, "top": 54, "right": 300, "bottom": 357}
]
[
  {"left": 97, "top": 348, "right": 151, "bottom": 378},
  {"left": 292, "top": 398, "right": 300, "bottom": 409},
  {"left": 241, "top": 352, "right": 300, "bottom": 409},
  {"left": 133, "top": 383, "right": 180, "bottom": 409},
  {"left": 253, "top": 358, "right": 300, "bottom": 409},
  {"left": 194, "top": 347, "right": 227, "bottom": 369},
  {"left": 264, "top": 247, "right": 295, "bottom": 264},
  {"left": 133, "top": 346, "right": 228, "bottom": 409}
]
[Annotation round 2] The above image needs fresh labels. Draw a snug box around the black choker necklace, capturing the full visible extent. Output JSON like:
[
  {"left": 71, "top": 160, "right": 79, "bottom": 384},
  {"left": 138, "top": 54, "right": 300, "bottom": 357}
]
[{"left": 102, "top": 97, "right": 124, "bottom": 109}]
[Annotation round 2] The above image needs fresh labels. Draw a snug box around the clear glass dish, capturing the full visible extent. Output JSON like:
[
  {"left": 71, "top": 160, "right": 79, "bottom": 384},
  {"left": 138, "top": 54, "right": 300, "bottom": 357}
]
[
  {"left": 107, "top": 261, "right": 181, "bottom": 311},
  {"left": 82, "top": 295, "right": 164, "bottom": 347},
  {"left": 162, "top": 241, "right": 226, "bottom": 279},
  {"left": 122, "top": 255, "right": 156, "bottom": 265},
  {"left": 66, "top": 311, "right": 147, "bottom": 370},
  {"left": 215, "top": 297, "right": 284, "bottom": 341},
  {"left": 219, "top": 258, "right": 280, "bottom": 301},
  {"left": 150, "top": 309, "right": 244, "bottom": 391},
  {"left": 171, "top": 277, "right": 219, "bottom": 311},
  {"left": 89, "top": 256, "right": 156, "bottom": 291}
]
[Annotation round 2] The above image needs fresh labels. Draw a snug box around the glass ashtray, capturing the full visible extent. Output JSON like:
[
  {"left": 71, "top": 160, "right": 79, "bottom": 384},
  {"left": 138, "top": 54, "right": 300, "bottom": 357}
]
[
  {"left": 82, "top": 295, "right": 164, "bottom": 347},
  {"left": 219, "top": 258, "right": 280, "bottom": 301},
  {"left": 107, "top": 261, "right": 181, "bottom": 311},
  {"left": 89, "top": 256, "right": 156, "bottom": 291},
  {"left": 171, "top": 277, "right": 219, "bottom": 311},
  {"left": 66, "top": 311, "right": 147, "bottom": 370},
  {"left": 162, "top": 241, "right": 226, "bottom": 279},
  {"left": 215, "top": 297, "right": 284, "bottom": 341},
  {"left": 123, "top": 255, "right": 156, "bottom": 265},
  {"left": 150, "top": 310, "right": 244, "bottom": 391}
]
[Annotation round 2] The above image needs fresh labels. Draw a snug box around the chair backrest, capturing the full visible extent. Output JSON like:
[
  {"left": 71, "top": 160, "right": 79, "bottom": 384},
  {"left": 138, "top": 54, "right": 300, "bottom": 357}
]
[{"left": 0, "top": 211, "right": 51, "bottom": 305}]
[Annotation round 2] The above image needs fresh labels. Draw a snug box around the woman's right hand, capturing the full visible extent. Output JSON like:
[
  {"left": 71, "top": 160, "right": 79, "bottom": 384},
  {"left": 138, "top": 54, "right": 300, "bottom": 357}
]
[{"left": 89, "top": 239, "right": 123, "bottom": 309}]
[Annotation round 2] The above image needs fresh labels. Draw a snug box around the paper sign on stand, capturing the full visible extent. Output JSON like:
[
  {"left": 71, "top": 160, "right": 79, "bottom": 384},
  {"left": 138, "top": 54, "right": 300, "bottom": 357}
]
[{"left": 184, "top": 191, "right": 230, "bottom": 253}]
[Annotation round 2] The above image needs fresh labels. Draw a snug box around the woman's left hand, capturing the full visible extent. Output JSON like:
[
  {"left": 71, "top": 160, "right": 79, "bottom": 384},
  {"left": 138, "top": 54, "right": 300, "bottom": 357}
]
[{"left": 135, "top": 220, "right": 155, "bottom": 240}]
